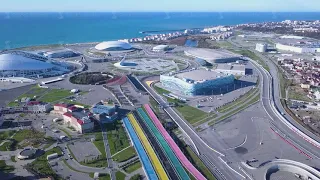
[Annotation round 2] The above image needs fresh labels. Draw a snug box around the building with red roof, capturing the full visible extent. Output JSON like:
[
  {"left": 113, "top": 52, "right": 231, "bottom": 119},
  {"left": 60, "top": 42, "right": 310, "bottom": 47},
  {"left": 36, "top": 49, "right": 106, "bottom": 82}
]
[{"left": 53, "top": 104, "right": 94, "bottom": 134}]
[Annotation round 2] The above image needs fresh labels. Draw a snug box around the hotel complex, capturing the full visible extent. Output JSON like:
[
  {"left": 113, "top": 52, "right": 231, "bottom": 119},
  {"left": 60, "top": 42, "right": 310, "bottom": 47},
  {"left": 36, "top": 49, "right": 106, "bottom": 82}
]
[
  {"left": 160, "top": 69, "right": 234, "bottom": 96},
  {"left": 276, "top": 43, "right": 320, "bottom": 53}
]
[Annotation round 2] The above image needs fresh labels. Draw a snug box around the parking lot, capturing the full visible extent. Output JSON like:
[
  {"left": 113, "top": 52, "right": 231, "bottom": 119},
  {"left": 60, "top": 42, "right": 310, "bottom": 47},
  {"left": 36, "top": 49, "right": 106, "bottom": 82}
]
[{"left": 68, "top": 140, "right": 101, "bottom": 162}]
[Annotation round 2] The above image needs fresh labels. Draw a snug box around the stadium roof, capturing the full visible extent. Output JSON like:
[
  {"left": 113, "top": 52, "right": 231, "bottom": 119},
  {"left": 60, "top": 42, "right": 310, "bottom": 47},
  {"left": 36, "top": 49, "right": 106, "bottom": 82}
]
[
  {"left": 153, "top": 45, "right": 169, "bottom": 50},
  {"left": 0, "top": 52, "right": 55, "bottom": 71},
  {"left": 185, "top": 48, "right": 241, "bottom": 61},
  {"left": 95, "top": 41, "right": 132, "bottom": 51},
  {"left": 175, "top": 69, "right": 229, "bottom": 81}
]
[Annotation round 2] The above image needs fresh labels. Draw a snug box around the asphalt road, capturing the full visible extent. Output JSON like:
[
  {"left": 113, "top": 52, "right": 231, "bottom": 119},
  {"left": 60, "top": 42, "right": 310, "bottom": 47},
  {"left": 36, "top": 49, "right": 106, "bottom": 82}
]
[
  {"left": 140, "top": 77, "right": 243, "bottom": 180},
  {"left": 228, "top": 37, "right": 320, "bottom": 159}
]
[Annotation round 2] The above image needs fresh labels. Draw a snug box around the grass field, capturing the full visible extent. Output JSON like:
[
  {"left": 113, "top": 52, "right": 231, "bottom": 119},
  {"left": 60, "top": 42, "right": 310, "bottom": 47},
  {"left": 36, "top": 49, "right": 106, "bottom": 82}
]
[
  {"left": 89, "top": 173, "right": 111, "bottom": 180},
  {"left": 115, "top": 171, "right": 126, "bottom": 180},
  {"left": 28, "top": 147, "right": 62, "bottom": 179},
  {"left": 288, "top": 86, "right": 311, "bottom": 102},
  {"left": 0, "top": 160, "right": 15, "bottom": 173},
  {"left": 209, "top": 94, "right": 260, "bottom": 126},
  {"left": 130, "top": 174, "right": 142, "bottom": 180},
  {"left": 0, "top": 131, "right": 16, "bottom": 144},
  {"left": 112, "top": 146, "right": 136, "bottom": 162},
  {"left": 123, "top": 161, "right": 142, "bottom": 173},
  {"left": 10, "top": 156, "right": 16, "bottom": 162},
  {"left": 175, "top": 105, "right": 209, "bottom": 124},
  {"left": 7, "top": 86, "right": 49, "bottom": 107},
  {"left": 82, "top": 130, "right": 108, "bottom": 168},
  {"left": 185, "top": 147, "right": 216, "bottom": 180},
  {"left": 39, "top": 89, "right": 73, "bottom": 103},
  {"left": 104, "top": 120, "right": 131, "bottom": 155},
  {"left": 217, "top": 88, "right": 258, "bottom": 113},
  {"left": 154, "top": 85, "right": 170, "bottom": 95}
]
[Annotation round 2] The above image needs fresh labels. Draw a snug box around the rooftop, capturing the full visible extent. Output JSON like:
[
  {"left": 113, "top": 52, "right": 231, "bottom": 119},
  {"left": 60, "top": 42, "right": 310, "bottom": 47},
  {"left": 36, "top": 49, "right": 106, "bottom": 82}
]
[
  {"left": 185, "top": 48, "right": 241, "bottom": 61},
  {"left": 216, "top": 64, "right": 245, "bottom": 71},
  {"left": 174, "top": 69, "right": 229, "bottom": 81}
]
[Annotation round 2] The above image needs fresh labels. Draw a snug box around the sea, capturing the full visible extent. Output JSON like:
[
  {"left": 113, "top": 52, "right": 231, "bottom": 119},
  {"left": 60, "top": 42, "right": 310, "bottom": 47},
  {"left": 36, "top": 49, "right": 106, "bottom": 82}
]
[{"left": 1, "top": 12, "right": 320, "bottom": 50}]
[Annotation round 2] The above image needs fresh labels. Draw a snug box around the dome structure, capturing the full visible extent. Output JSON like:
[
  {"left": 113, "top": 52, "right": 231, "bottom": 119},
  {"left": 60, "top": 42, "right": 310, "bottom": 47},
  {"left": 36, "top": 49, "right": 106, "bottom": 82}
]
[
  {"left": 0, "top": 51, "right": 69, "bottom": 78},
  {"left": 95, "top": 41, "right": 132, "bottom": 51},
  {"left": 0, "top": 53, "right": 54, "bottom": 71},
  {"left": 152, "top": 45, "right": 169, "bottom": 52}
]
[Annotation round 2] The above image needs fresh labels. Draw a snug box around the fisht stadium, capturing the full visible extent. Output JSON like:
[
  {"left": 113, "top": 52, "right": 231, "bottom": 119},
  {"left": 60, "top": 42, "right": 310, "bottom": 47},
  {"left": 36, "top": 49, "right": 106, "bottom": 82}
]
[
  {"left": 95, "top": 41, "right": 132, "bottom": 51},
  {"left": 0, "top": 51, "right": 71, "bottom": 78}
]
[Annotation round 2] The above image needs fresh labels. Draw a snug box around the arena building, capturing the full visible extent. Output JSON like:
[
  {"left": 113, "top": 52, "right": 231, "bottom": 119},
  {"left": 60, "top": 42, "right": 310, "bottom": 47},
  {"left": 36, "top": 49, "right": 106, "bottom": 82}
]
[
  {"left": 276, "top": 43, "right": 320, "bottom": 53},
  {"left": 152, "top": 45, "right": 170, "bottom": 52},
  {"left": 43, "top": 50, "right": 79, "bottom": 58},
  {"left": 95, "top": 41, "right": 132, "bottom": 51},
  {"left": 0, "top": 51, "right": 71, "bottom": 78},
  {"left": 184, "top": 48, "right": 241, "bottom": 63},
  {"left": 17, "top": 147, "right": 37, "bottom": 160},
  {"left": 160, "top": 69, "right": 234, "bottom": 96},
  {"left": 215, "top": 64, "right": 246, "bottom": 76}
]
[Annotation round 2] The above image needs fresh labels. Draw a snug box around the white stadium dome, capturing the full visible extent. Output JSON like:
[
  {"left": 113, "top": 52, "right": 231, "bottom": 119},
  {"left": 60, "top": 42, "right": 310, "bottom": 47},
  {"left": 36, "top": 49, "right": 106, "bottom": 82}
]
[{"left": 95, "top": 41, "right": 132, "bottom": 51}]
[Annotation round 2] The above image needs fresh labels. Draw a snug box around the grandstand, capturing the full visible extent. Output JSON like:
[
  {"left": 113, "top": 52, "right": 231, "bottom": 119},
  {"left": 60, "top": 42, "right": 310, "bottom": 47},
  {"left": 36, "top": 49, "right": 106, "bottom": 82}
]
[
  {"left": 136, "top": 108, "right": 190, "bottom": 180},
  {"left": 144, "top": 104, "right": 206, "bottom": 180},
  {"left": 122, "top": 117, "right": 158, "bottom": 180},
  {"left": 127, "top": 114, "right": 169, "bottom": 180}
]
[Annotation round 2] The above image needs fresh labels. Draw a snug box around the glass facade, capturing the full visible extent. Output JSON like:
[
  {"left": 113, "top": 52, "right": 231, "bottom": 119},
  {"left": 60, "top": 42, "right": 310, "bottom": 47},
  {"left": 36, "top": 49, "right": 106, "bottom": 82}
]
[{"left": 160, "top": 74, "right": 234, "bottom": 96}]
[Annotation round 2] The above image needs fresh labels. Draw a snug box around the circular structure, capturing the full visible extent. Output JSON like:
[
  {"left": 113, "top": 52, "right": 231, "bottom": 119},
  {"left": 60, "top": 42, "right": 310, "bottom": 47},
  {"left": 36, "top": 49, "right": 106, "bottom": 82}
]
[
  {"left": 69, "top": 72, "right": 112, "bottom": 85},
  {"left": 263, "top": 159, "right": 320, "bottom": 180},
  {"left": 152, "top": 45, "right": 169, "bottom": 52},
  {"left": 0, "top": 51, "right": 70, "bottom": 78},
  {"left": 17, "top": 147, "right": 37, "bottom": 160},
  {"left": 95, "top": 41, "right": 132, "bottom": 51}
]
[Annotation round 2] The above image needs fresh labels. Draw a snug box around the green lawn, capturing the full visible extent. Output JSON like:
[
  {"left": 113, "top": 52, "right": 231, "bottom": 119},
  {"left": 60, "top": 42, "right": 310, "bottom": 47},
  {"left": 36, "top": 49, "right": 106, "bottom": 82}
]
[
  {"left": 58, "top": 127, "right": 72, "bottom": 138},
  {"left": 0, "top": 160, "right": 15, "bottom": 173},
  {"left": 123, "top": 161, "right": 142, "bottom": 173},
  {"left": 0, "top": 131, "right": 16, "bottom": 144},
  {"left": 112, "top": 147, "right": 136, "bottom": 162},
  {"left": 0, "top": 129, "right": 45, "bottom": 151},
  {"left": 0, "top": 141, "right": 13, "bottom": 151},
  {"left": 115, "top": 171, "right": 126, "bottom": 180},
  {"left": 59, "top": 99, "right": 91, "bottom": 108},
  {"left": 209, "top": 94, "right": 260, "bottom": 126},
  {"left": 80, "top": 130, "right": 108, "bottom": 168},
  {"left": 10, "top": 156, "right": 16, "bottom": 162},
  {"left": 185, "top": 147, "right": 216, "bottom": 180},
  {"left": 103, "top": 120, "right": 131, "bottom": 155},
  {"left": 217, "top": 89, "right": 258, "bottom": 113},
  {"left": 288, "top": 86, "right": 311, "bottom": 102},
  {"left": 130, "top": 174, "right": 142, "bottom": 180},
  {"left": 154, "top": 85, "right": 170, "bottom": 95},
  {"left": 89, "top": 173, "right": 111, "bottom": 180},
  {"left": 39, "top": 89, "right": 72, "bottom": 103},
  {"left": 7, "top": 85, "right": 49, "bottom": 107},
  {"left": 175, "top": 105, "right": 208, "bottom": 124},
  {"left": 28, "top": 147, "right": 62, "bottom": 179}
]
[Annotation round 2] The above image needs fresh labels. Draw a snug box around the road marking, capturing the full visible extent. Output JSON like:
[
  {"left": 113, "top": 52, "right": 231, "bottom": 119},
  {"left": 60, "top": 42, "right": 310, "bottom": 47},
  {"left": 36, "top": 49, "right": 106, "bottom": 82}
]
[
  {"left": 111, "top": 145, "right": 131, "bottom": 157},
  {"left": 225, "top": 135, "right": 247, "bottom": 150},
  {"left": 239, "top": 166, "right": 254, "bottom": 180},
  {"left": 218, "top": 156, "right": 245, "bottom": 179}
]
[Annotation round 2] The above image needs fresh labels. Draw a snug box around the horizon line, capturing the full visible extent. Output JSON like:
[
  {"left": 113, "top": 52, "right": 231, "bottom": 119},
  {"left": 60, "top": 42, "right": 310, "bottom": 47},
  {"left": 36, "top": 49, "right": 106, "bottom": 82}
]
[{"left": 1, "top": 11, "right": 320, "bottom": 13}]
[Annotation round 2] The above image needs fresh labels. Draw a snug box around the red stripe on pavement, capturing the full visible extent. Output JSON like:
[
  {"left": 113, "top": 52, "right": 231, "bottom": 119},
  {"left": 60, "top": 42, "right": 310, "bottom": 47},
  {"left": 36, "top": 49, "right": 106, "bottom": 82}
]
[{"left": 270, "top": 127, "right": 313, "bottom": 159}]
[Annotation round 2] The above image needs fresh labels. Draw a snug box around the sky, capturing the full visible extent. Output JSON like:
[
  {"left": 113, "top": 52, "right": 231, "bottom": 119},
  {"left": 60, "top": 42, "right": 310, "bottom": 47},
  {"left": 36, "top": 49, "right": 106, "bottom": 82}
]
[{"left": 1, "top": 0, "right": 320, "bottom": 12}]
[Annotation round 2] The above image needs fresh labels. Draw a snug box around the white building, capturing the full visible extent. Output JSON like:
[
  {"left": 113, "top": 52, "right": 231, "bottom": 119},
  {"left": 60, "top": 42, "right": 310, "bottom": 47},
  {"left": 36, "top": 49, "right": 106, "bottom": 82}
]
[
  {"left": 276, "top": 43, "right": 320, "bottom": 53},
  {"left": 27, "top": 101, "right": 52, "bottom": 113},
  {"left": 43, "top": 50, "right": 78, "bottom": 58},
  {"left": 255, "top": 43, "right": 268, "bottom": 52},
  {"left": 152, "top": 45, "right": 169, "bottom": 52},
  {"left": 215, "top": 64, "right": 246, "bottom": 76}
]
